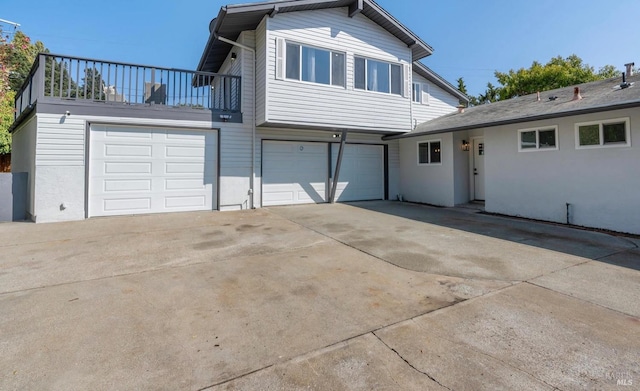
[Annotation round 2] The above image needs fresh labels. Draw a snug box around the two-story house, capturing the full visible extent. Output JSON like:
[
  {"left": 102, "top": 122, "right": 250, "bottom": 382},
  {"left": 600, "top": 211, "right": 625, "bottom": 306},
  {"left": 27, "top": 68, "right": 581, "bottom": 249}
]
[{"left": 9, "top": 0, "right": 466, "bottom": 223}]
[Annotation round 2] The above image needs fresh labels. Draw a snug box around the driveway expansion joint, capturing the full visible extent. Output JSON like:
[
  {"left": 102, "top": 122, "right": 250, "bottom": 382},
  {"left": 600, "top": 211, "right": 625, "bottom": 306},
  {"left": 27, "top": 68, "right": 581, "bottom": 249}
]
[{"left": 371, "top": 331, "right": 453, "bottom": 391}]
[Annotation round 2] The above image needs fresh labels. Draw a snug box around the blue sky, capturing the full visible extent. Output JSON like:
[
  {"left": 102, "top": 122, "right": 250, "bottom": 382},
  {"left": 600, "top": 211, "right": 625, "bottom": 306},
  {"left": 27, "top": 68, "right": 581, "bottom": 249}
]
[{"left": 2, "top": 0, "right": 638, "bottom": 96}]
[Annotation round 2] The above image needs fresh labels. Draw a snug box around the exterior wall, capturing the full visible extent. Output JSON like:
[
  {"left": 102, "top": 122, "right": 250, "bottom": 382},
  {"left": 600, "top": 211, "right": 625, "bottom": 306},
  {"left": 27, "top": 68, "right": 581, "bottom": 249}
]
[
  {"left": 451, "top": 131, "right": 470, "bottom": 205},
  {"left": 255, "top": 128, "right": 399, "bottom": 206},
  {"left": 411, "top": 72, "right": 459, "bottom": 126},
  {"left": 255, "top": 17, "right": 267, "bottom": 125},
  {"left": 11, "top": 115, "right": 37, "bottom": 218},
  {"left": 398, "top": 132, "right": 455, "bottom": 207},
  {"left": 484, "top": 107, "right": 640, "bottom": 234},
  {"left": 263, "top": 7, "right": 413, "bottom": 132}
]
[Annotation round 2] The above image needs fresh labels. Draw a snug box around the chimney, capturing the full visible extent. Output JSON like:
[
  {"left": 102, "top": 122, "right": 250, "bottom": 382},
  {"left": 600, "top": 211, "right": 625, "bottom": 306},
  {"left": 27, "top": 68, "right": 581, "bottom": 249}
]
[
  {"left": 572, "top": 87, "right": 582, "bottom": 101},
  {"left": 625, "top": 62, "right": 635, "bottom": 79},
  {"left": 457, "top": 104, "right": 465, "bottom": 114}
]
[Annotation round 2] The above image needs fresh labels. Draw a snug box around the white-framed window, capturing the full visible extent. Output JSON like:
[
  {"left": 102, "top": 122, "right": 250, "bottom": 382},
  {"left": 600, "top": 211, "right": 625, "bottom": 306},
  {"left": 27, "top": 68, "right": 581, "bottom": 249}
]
[
  {"left": 575, "top": 117, "right": 631, "bottom": 148},
  {"left": 354, "top": 56, "right": 403, "bottom": 95},
  {"left": 417, "top": 140, "right": 442, "bottom": 165},
  {"left": 282, "top": 41, "right": 345, "bottom": 87},
  {"left": 412, "top": 83, "right": 422, "bottom": 103},
  {"left": 518, "top": 126, "right": 558, "bottom": 151},
  {"left": 412, "top": 82, "right": 429, "bottom": 105}
]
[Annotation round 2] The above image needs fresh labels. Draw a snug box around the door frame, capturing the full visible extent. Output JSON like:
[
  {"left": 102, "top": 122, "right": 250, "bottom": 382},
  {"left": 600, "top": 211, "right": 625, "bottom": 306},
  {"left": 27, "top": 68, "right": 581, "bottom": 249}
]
[{"left": 469, "top": 136, "right": 485, "bottom": 201}]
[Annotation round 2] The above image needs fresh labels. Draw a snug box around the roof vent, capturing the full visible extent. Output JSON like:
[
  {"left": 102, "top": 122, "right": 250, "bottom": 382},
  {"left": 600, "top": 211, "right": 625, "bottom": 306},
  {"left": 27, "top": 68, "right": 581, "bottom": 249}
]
[
  {"left": 548, "top": 96, "right": 558, "bottom": 101},
  {"left": 572, "top": 87, "right": 582, "bottom": 101},
  {"left": 620, "top": 72, "right": 633, "bottom": 89}
]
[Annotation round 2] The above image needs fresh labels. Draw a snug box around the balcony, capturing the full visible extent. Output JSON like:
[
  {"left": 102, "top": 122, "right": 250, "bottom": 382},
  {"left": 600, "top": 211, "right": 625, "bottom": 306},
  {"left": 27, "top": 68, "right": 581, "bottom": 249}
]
[{"left": 13, "top": 53, "right": 242, "bottom": 124}]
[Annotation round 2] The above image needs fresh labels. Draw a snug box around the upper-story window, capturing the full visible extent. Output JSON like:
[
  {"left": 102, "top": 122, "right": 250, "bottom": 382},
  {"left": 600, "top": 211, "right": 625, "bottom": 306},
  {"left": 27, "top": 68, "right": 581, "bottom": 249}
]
[
  {"left": 284, "top": 42, "right": 345, "bottom": 87},
  {"left": 412, "top": 82, "right": 429, "bottom": 104},
  {"left": 354, "top": 57, "right": 402, "bottom": 95}
]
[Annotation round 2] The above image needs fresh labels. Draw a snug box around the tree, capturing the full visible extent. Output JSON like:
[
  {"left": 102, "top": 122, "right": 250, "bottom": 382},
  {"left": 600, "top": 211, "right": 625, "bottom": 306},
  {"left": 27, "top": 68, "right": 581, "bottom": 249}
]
[
  {"left": 1, "top": 30, "right": 46, "bottom": 91},
  {"left": 80, "top": 67, "right": 105, "bottom": 100},
  {"left": 456, "top": 77, "right": 469, "bottom": 107},
  {"left": 494, "top": 55, "right": 617, "bottom": 100}
]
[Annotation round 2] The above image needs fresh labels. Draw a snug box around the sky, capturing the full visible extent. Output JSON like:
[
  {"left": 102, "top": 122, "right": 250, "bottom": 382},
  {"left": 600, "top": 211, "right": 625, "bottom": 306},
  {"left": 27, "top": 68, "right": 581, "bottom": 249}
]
[{"left": 1, "top": 0, "right": 639, "bottom": 97}]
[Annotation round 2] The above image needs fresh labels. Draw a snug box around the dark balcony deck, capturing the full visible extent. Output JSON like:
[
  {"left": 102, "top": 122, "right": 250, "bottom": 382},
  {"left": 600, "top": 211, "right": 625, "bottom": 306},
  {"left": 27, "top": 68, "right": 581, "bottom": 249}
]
[{"left": 13, "top": 53, "right": 242, "bottom": 126}]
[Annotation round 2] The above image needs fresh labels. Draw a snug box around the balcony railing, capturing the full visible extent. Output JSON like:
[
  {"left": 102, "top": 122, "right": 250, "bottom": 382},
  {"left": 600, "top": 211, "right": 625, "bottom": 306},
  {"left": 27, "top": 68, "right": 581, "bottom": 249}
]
[{"left": 14, "top": 53, "right": 241, "bottom": 121}]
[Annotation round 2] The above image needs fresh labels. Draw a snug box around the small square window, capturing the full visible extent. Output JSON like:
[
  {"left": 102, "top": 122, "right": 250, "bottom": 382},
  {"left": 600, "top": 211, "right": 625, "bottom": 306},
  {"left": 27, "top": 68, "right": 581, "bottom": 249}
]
[
  {"left": 538, "top": 129, "right": 557, "bottom": 148},
  {"left": 418, "top": 140, "right": 442, "bottom": 165},
  {"left": 578, "top": 125, "right": 600, "bottom": 146},
  {"left": 520, "top": 131, "right": 537, "bottom": 149},
  {"left": 603, "top": 122, "right": 626, "bottom": 144}
]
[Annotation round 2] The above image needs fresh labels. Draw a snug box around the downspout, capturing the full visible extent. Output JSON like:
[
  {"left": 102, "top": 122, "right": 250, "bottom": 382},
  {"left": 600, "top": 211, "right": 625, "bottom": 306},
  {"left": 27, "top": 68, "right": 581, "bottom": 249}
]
[{"left": 216, "top": 35, "right": 257, "bottom": 209}]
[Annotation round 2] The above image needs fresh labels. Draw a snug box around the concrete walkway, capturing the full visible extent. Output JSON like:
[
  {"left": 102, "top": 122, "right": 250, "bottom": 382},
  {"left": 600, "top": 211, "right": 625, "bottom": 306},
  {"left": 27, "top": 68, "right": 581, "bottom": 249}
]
[{"left": 0, "top": 201, "right": 638, "bottom": 390}]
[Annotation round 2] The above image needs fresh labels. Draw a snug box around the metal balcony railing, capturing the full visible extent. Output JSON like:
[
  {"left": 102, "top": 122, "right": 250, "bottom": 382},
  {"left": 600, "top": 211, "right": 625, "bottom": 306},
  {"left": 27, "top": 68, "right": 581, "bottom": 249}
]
[{"left": 14, "top": 53, "right": 241, "bottom": 120}]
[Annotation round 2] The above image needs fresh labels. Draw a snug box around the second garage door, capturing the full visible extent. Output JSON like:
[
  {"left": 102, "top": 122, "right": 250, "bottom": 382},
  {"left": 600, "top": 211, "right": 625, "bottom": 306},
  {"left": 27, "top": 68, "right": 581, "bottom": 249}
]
[
  {"left": 331, "top": 144, "right": 384, "bottom": 202},
  {"left": 89, "top": 125, "right": 217, "bottom": 217}
]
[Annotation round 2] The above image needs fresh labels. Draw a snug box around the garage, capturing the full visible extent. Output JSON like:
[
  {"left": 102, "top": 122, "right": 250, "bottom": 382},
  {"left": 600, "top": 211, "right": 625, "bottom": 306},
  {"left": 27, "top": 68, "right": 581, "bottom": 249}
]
[
  {"left": 89, "top": 125, "right": 217, "bottom": 217},
  {"left": 331, "top": 144, "right": 384, "bottom": 202},
  {"left": 262, "top": 140, "right": 328, "bottom": 206},
  {"left": 261, "top": 140, "right": 385, "bottom": 207}
]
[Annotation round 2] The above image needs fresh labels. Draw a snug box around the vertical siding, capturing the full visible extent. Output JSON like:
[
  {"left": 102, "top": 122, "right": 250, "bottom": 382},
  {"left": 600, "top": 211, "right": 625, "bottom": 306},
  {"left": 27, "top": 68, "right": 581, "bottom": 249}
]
[
  {"left": 265, "top": 8, "right": 413, "bottom": 132},
  {"left": 411, "top": 72, "right": 459, "bottom": 126}
]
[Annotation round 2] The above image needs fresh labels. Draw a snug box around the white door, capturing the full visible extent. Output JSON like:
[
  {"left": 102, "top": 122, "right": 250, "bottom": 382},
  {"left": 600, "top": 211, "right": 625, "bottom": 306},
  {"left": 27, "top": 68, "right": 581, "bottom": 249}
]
[
  {"left": 473, "top": 138, "right": 485, "bottom": 201},
  {"left": 89, "top": 125, "right": 217, "bottom": 217},
  {"left": 331, "top": 144, "right": 384, "bottom": 202},
  {"left": 262, "top": 141, "right": 328, "bottom": 206}
]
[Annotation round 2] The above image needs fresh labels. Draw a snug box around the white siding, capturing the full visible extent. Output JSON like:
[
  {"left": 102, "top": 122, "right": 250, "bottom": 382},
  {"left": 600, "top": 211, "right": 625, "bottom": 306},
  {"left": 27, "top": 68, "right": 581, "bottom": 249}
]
[
  {"left": 255, "top": 128, "right": 399, "bottom": 206},
  {"left": 263, "top": 7, "right": 413, "bottom": 132},
  {"left": 399, "top": 133, "right": 455, "bottom": 207},
  {"left": 483, "top": 107, "right": 640, "bottom": 234},
  {"left": 34, "top": 114, "right": 86, "bottom": 222},
  {"left": 255, "top": 17, "right": 267, "bottom": 125},
  {"left": 11, "top": 116, "right": 37, "bottom": 218},
  {"left": 411, "top": 72, "right": 459, "bottom": 126}
]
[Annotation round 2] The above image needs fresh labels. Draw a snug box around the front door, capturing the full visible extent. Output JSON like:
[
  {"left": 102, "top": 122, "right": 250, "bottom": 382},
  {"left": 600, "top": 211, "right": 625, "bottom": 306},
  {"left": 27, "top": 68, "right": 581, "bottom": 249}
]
[{"left": 473, "top": 138, "right": 485, "bottom": 201}]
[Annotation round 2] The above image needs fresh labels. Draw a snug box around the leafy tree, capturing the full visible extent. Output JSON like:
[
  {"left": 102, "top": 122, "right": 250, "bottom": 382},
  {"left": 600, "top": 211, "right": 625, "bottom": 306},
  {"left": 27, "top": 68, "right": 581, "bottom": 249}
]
[
  {"left": 44, "top": 58, "right": 79, "bottom": 98},
  {"left": 1, "top": 30, "right": 46, "bottom": 91},
  {"left": 494, "top": 55, "right": 617, "bottom": 100}
]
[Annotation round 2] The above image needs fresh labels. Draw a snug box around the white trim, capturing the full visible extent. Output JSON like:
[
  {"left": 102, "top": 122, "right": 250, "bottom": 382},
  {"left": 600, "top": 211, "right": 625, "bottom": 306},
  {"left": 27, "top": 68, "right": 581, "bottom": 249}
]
[
  {"left": 411, "top": 82, "right": 421, "bottom": 103},
  {"left": 518, "top": 125, "right": 559, "bottom": 152},
  {"left": 575, "top": 117, "right": 631, "bottom": 149},
  {"left": 421, "top": 83, "right": 430, "bottom": 105},
  {"left": 416, "top": 139, "right": 443, "bottom": 166},
  {"left": 275, "top": 37, "right": 285, "bottom": 80}
]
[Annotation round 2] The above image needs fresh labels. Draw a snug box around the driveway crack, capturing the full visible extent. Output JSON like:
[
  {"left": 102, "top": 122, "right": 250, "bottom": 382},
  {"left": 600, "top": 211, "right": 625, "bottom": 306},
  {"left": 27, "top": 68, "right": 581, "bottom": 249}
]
[{"left": 371, "top": 331, "right": 453, "bottom": 391}]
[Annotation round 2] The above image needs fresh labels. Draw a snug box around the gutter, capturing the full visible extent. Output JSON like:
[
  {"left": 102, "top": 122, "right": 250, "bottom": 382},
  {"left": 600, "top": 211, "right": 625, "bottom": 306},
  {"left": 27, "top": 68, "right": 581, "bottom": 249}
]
[{"left": 383, "top": 100, "right": 640, "bottom": 141}]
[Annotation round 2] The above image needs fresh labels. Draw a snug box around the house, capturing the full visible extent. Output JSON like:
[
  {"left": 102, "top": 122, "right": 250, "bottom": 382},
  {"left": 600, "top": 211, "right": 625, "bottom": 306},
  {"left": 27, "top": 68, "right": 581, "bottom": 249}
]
[
  {"left": 9, "top": 0, "right": 466, "bottom": 223},
  {"left": 385, "top": 71, "right": 640, "bottom": 235}
]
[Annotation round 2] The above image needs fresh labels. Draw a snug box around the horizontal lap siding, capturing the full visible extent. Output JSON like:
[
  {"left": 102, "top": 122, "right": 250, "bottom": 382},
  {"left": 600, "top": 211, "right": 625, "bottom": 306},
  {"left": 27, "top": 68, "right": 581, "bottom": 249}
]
[
  {"left": 411, "top": 73, "right": 459, "bottom": 125},
  {"left": 256, "top": 17, "right": 267, "bottom": 125},
  {"left": 265, "top": 8, "right": 412, "bottom": 132},
  {"left": 36, "top": 115, "right": 85, "bottom": 166}
]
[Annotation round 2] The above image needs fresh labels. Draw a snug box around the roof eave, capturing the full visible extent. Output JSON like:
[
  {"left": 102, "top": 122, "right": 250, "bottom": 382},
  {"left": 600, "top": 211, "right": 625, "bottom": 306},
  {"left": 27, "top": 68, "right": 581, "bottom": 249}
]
[
  {"left": 382, "top": 100, "right": 640, "bottom": 141},
  {"left": 413, "top": 61, "right": 468, "bottom": 102}
]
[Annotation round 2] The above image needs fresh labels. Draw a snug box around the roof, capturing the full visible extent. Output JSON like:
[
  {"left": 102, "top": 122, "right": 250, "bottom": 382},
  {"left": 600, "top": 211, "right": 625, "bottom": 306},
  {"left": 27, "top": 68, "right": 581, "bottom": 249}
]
[
  {"left": 385, "top": 73, "right": 640, "bottom": 140},
  {"left": 413, "top": 61, "right": 468, "bottom": 103},
  {"left": 197, "top": 0, "right": 434, "bottom": 73}
]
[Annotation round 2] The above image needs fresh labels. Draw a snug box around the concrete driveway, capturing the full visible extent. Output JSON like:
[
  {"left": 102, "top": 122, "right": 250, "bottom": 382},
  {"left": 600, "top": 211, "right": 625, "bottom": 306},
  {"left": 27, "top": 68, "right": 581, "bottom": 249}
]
[{"left": 1, "top": 201, "right": 638, "bottom": 390}]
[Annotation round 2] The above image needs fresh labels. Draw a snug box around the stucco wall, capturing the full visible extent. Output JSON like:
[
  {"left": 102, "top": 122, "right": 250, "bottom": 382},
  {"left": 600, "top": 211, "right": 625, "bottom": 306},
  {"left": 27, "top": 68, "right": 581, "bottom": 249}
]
[
  {"left": 399, "top": 132, "right": 455, "bottom": 207},
  {"left": 484, "top": 107, "right": 640, "bottom": 234}
]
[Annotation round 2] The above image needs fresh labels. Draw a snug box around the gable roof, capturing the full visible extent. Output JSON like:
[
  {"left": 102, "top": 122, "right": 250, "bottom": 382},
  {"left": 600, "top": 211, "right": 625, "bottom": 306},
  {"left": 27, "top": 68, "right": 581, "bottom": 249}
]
[
  {"left": 413, "top": 61, "right": 468, "bottom": 103},
  {"left": 385, "top": 73, "right": 640, "bottom": 140},
  {"left": 197, "top": 0, "right": 434, "bottom": 73}
]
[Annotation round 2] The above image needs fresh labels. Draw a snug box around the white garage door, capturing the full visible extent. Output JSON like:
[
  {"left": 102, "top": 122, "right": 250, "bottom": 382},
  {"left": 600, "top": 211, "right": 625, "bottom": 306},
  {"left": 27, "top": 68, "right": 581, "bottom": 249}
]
[
  {"left": 89, "top": 125, "right": 217, "bottom": 217},
  {"left": 331, "top": 144, "right": 384, "bottom": 202},
  {"left": 262, "top": 141, "right": 328, "bottom": 206}
]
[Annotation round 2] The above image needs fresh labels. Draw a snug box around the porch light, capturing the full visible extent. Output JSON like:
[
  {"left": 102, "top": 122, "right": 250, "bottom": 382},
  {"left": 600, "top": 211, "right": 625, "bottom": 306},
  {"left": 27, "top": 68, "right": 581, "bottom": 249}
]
[
  {"left": 219, "top": 114, "right": 232, "bottom": 122},
  {"left": 462, "top": 140, "right": 470, "bottom": 151}
]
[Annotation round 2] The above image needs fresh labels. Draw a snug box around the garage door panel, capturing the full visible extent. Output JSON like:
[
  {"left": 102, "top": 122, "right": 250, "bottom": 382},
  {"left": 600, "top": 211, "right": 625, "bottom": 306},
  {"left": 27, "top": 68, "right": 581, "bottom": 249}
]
[
  {"left": 331, "top": 144, "right": 384, "bottom": 202},
  {"left": 90, "top": 125, "right": 217, "bottom": 217},
  {"left": 262, "top": 141, "right": 328, "bottom": 206}
]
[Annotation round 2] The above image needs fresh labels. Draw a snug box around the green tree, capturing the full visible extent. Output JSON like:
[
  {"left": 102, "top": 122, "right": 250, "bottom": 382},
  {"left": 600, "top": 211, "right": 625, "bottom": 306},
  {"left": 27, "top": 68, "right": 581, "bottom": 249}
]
[
  {"left": 80, "top": 67, "right": 105, "bottom": 100},
  {"left": 1, "top": 30, "right": 46, "bottom": 91},
  {"left": 494, "top": 55, "right": 618, "bottom": 100},
  {"left": 456, "top": 77, "right": 469, "bottom": 107}
]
